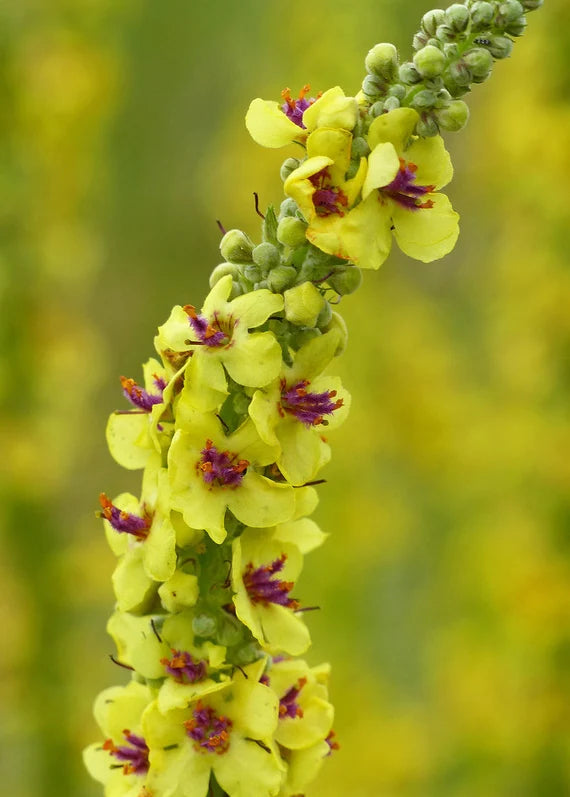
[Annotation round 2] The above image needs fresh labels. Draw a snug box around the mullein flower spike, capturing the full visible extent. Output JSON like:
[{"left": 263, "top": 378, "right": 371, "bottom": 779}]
[{"left": 86, "top": 1, "right": 543, "bottom": 794}]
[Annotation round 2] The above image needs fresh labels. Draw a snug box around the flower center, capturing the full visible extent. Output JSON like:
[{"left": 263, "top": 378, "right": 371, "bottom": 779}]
[
  {"left": 103, "top": 730, "right": 149, "bottom": 775},
  {"left": 183, "top": 305, "right": 234, "bottom": 348},
  {"left": 310, "top": 169, "right": 348, "bottom": 216},
  {"left": 281, "top": 84, "right": 315, "bottom": 128},
  {"left": 160, "top": 649, "right": 208, "bottom": 683},
  {"left": 98, "top": 494, "right": 151, "bottom": 540},
  {"left": 279, "top": 677, "right": 307, "bottom": 719},
  {"left": 198, "top": 440, "right": 249, "bottom": 488},
  {"left": 120, "top": 375, "right": 165, "bottom": 412},
  {"left": 280, "top": 379, "right": 344, "bottom": 426},
  {"left": 243, "top": 554, "right": 300, "bottom": 609},
  {"left": 382, "top": 158, "right": 435, "bottom": 210},
  {"left": 184, "top": 701, "right": 232, "bottom": 754}
]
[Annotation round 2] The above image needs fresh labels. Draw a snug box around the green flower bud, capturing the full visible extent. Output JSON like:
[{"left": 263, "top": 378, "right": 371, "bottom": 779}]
[
  {"left": 252, "top": 242, "right": 280, "bottom": 271},
  {"left": 209, "top": 262, "right": 240, "bottom": 288},
  {"left": 506, "top": 16, "right": 527, "bottom": 36},
  {"left": 243, "top": 263, "right": 263, "bottom": 283},
  {"left": 362, "top": 73, "right": 385, "bottom": 99},
  {"left": 254, "top": 279, "right": 269, "bottom": 290},
  {"left": 463, "top": 47, "right": 493, "bottom": 78},
  {"left": 384, "top": 96, "right": 401, "bottom": 111},
  {"left": 449, "top": 59, "right": 473, "bottom": 86},
  {"left": 445, "top": 3, "right": 470, "bottom": 31},
  {"left": 436, "top": 23, "right": 457, "bottom": 43},
  {"left": 484, "top": 35, "right": 514, "bottom": 59},
  {"left": 387, "top": 84, "right": 406, "bottom": 100},
  {"left": 436, "top": 99, "right": 470, "bottom": 131},
  {"left": 284, "top": 282, "right": 324, "bottom": 327},
  {"left": 434, "top": 88, "right": 452, "bottom": 108},
  {"left": 414, "top": 45, "right": 446, "bottom": 78},
  {"left": 192, "top": 613, "right": 217, "bottom": 638},
  {"left": 413, "top": 32, "right": 430, "bottom": 51},
  {"left": 399, "top": 62, "right": 422, "bottom": 85},
  {"left": 424, "top": 76, "right": 444, "bottom": 91},
  {"left": 217, "top": 615, "right": 243, "bottom": 647},
  {"left": 520, "top": 0, "right": 542, "bottom": 8},
  {"left": 370, "top": 100, "right": 385, "bottom": 117},
  {"left": 411, "top": 89, "right": 438, "bottom": 109},
  {"left": 323, "top": 311, "right": 348, "bottom": 356},
  {"left": 278, "top": 197, "right": 299, "bottom": 220},
  {"left": 267, "top": 265, "right": 297, "bottom": 292},
  {"left": 365, "top": 43, "right": 399, "bottom": 81},
  {"left": 280, "top": 157, "right": 301, "bottom": 182},
  {"left": 220, "top": 229, "right": 254, "bottom": 264},
  {"left": 233, "top": 643, "right": 260, "bottom": 666},
  {"left": 328, "top": 266, "right": 363, "bottom": 296},
  {"left": 421, "top": 9, "right": 446, "bottom": 36},
  {"left": 351, "top": 136, "right": 371, "bottom": 158},
  {"left": 316, "top": 299, "right": 333, "bottom": 328},
  {"left": 496, "top": 0, "right": 524, "bottom": 26},
  {"left": 416, "top": 115, "right": 440, "bottom": 137},
  {"left": 277, "top": 216, "right": 307, "bottom": 248},
  {"left": 470, "top": 1, "right": 495, "bottom": 28}
]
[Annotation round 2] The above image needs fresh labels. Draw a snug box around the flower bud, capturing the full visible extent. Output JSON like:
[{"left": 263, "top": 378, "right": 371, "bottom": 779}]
[
  {"left": 267, "top": 265, "right": 297, "bottom": 292},
  {"left": 444, "top": 42, "right": 460, "bottom": 58},
  {"left": 506, "top": 16, "right": 527, "bottom": 36},
  {"left": 316, "top": 299, "right": 333, "bottom": 328},
  {"left": 218, "top": 615, "right": 243, "bottom": 647},
  {"left": 399, "top": 62, "right": 422, "bottom": 84},
  {"left": 280, "top": 157, "right": 301, "bottom": 182},
  {"left": 421, "top": 9, "right": 446, "bottom": 36},
  {"left": 434, "top": 88, "right": 452, "bottom": 108},
  {"left": 278, "top": 197, "right": 299, "bottom": 220},
  {"left": 323, "top": 311, "right": 348, "bottom": 356},
  {"left": 462, "top": 47, "right": 493, "bottom": 79},
  {"left": 351, "top": 136, "right": 371, "bottom": 158},
  {"left": 362, "top": 73, "right": 385, "bottom": 99},
  {"left": 436, "top": 99, "right": 469, "bottom": 131},
  {"left": 252, "top": 242, "right": 280, "bottom": 271},
  {"left": 209, "top": 262, "right": 240, "bottom": 288},
  {"left": 436, "top": 23, "right": 456, "bottom": 43},
  {"left": 284, "top": 282, "right": 324, "bottom": 327},
  {"left": 388, "top": 84, "right": 406, "bottom": 100},
  {"left": 411, "top": 89, "right": 437, "bottom": 109},
  {"left": 365, "top": 43, "right": 399, "bottom": 81},
  {"left": 328, "top": 266, "right": 363, "bottom": 296},
  {"left": 277, "top": 216, "right": 307, "bottom": 248},
  {"left": 384, "top": 96, "right": 400, "bottom": 111},
  {"left": 470, "top": 1, "right": 495, "bottom": 28},
  {"left": 416, "top": 115, "right": 440, "bottom": 137},
  {"left": 192, "top": 613, "right": 217, "bottom": 638},
  {"left": 520, "top": 0, "right": 542, "bottom": 8},
  {"left": 445, "top": 3, "right": 470, "bottom": 31},
  {"left": 413, "top": 44, "right": 446, "bottom": 78},
  {"left": 484, "top": 35, "right": 514, "bottom": 59},
  {"left": 496, "top": 0, "right": 524, "bottom": 26},
  {"left": 220, "top": 229, "right": 254, "bottom": 263},
  {"left": 243, "top": 263, "right": 263, "bottom": 283},
  {"left": 370, "top": 100, "right": 385, "bottom": 117},
  {"left": 449, "top": 59, "right": 473, "bottom": 86},
  {"left": 413, "top": 32, "right": 430, "bottom": 51}
]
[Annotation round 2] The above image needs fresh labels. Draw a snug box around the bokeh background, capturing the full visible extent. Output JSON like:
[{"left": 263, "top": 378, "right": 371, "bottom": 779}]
[{"left": 1, "top": 1, "right": 569, "bottom": 795}]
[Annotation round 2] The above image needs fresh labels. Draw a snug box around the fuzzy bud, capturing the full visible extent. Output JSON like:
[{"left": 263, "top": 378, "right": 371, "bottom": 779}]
[
  {"left": 192, "top": 613, "right": 217, "bottom": 638},
  {"left": 267, "top": 265, "right": 297, "bottom": 292},
  {"left": 506, "top": 16, "right": 527, "bottom": 36},
  {"left": 278, "top": 197, "right": 299, "bottom": 220},
  {"left": 209, "top": 262, "right": 240, "bottom": 288},
  {"left": 220, "top": 229, "right": 254, "bottom": 264},
  {"left": 243, "top": 264, "right": 263, "bottom": 283},
  {"left": 388, "top": 84, "right": 406, "bottom": 100},
  {"left": 484, "top": 35, "right": 514, "bottom": 59},
  {"left": 411, "top": 89, "right": 438, "bottom": 109},
  {"left": 416, "top": 115, "right": 440, "bottom": 137},
  {"left": 462, "top": 47, "right": 494, "bottom": 79},
  {"left": 362, "top": 74, "right": 385, "bottom": 99},
  {"left": 399, "top": 62, "right": 422, "bottom": 85},
  {"left": 520, "top": 0, "right": 542, "bottom": 8},
  {"left": 413, "top": 45, "right": 446, "bottom": 78},
  {"left": 421, "top": 9, "right": 446, "bottom": 36},
  {"left": 370, "top": 100, "right": 385, "bottom": 117},
  {"left": 316, "top": 300, "right": 333, "bottom": 328},
  {"left": 252, "top": 242, "right": 280, "bottom": 271},
  {"left": 449, "top": 59, "right": 473, "bottom": 86},
  {"left": 496, "top": 0, "right": 525, "bottom": 26},
  {"left": 445, "top": 3, "right": 470, "bottom": 31},
  {"left": 365, "top": 43, "right": 399, "bottom": 81},
  {"left": 323, "top": 312, "right": 349, "bottom": 356},
  {"left": 277, "top": 216, "right": 307, "bottom": 248},
  {"left": 284, "top": 282, "right": 324, "bottom": 327},
  {"left": 436, "top": 24, "right": 457, "bottom": 43},
  {"left": 436, "top": 99, "right": 469, "bottom": 131},
  {"left": 413, "top": 32, "right": 430, "bottom": 51},
  {"left": 328, "top": 267, "right": 363, "bottom": 296},
  {"left": 351, "top": 136, "right": 371, "bottom": 159},
  {"left": 384, "top": 96, "right": 401, "bottom": 111},
  {"left": 470, "top": 1, "right": 495, "bottom": 28},
  {"left": 280, "top": 157, "right": 301, "bottom": 182}
]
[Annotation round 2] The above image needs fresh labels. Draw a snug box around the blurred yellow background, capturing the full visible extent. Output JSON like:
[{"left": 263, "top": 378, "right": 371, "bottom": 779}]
[{"left": 1, "top": 1, "right": 569, "bottom": 795}]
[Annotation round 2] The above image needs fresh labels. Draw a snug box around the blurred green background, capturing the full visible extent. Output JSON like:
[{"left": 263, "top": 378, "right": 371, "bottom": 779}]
[{"left": 1, "top": 1, "right": 569, "bottom": 795}]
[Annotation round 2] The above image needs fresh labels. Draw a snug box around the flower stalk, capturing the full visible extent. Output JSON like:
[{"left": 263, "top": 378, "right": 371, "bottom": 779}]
[{"left": 85, "top": 1, "right": 543, "bottom": 795}]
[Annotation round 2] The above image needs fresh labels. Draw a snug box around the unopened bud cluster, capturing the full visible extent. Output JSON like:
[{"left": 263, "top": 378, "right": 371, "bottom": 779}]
[{"left": 362, "top": 0, "right": 543, "bottom": 136}]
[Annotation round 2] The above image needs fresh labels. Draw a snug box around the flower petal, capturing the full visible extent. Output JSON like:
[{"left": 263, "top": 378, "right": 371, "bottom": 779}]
[
  {"left": 303, "top": 86, "right": 358, "bottom": 132},
  {"left": 405, "top": 134, "right": 454, "bottom": 189},
  {"left": 246, "top": 98, "right": 305, "bottom": 148},
  {"left": 362, "top": 142, "right": 400, "bottom": 199},
  {"left": 392, "top": 191, "right": 460, "bottom": 262},
  {"left": 228, "top": 472, "right": 295, "bottom": 529},
  {"left": 367, "top": 107, "right": 419, "bottom": 152},
  {"left": 222, "top": 331, "right": 283, "bottom": 388}
]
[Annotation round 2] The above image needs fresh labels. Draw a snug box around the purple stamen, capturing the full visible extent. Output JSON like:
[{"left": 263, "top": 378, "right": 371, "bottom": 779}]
[
  {"left": 382, "top": 159, "right": 435, "bottom": 210},
  {"left": 280, "top": 379, "right": 344, "bottom": 427},
  {"left": 160, "top": 650, "right": 207, "bottom": 683},
  {"left": 279, "top": 677, "right": 307, "bottom": 719},
  {"left": 243, "top": 555, "right": 299, "bottom": 609},
  {"left": 103, "top": 731, "right": 149, "bottom": 775},
  {"left": 120, "top": 375, "right": 164, "bottom": 412},
  {"left": 98, "top": 494, "right": 151, "bottom": 540},
  {"left": 310, "top": 169, "right": 348, "bottom": 217},
  {"left": 281, "top": 84, "right": 315, "bottom": 128},
  {"left": 184, "top": 701, "right": 232, "bottom": 754},
  {"left": 198, "top": 440, "right": 249, "bottom": 488},
  {"left": 183, "top": 305, "right": 231, "bottom": 348}
]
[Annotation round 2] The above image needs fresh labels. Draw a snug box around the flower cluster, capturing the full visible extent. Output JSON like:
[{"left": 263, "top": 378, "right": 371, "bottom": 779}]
[{"left": 85, "top": 1, "right": 542, "bottom": 794}]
